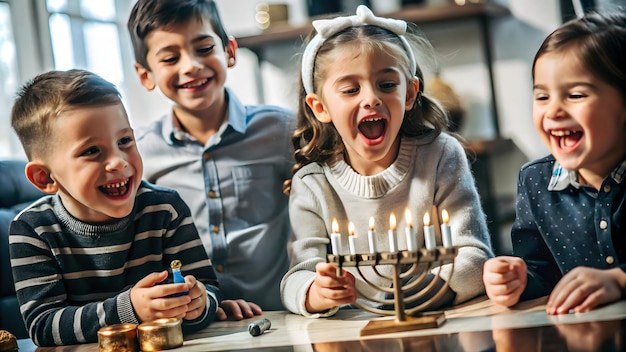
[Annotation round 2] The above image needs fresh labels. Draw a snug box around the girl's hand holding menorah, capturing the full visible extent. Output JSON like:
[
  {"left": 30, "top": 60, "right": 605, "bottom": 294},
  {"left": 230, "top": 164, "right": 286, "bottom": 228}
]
[{"left": 305, "top": 262, "right": 357, "bottom": 313}]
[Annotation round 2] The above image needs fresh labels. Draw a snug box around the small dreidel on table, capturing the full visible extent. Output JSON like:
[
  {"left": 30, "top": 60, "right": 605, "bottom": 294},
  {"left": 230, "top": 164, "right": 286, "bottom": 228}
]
[
  {"left": 248, "top": 318, "right": 271, "bottom": 336},
  {"left": 170, "top": 260, "right": 189, "bottom": 296}
]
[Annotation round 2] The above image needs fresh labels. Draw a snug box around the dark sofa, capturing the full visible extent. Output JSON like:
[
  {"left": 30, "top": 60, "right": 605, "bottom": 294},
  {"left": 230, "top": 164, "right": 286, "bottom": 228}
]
[{"left": 0, "top": 160, "right": 45, "bottom": 339}]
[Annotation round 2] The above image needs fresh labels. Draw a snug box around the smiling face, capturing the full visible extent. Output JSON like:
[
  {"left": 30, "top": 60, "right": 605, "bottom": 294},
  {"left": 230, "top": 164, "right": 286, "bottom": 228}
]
[
  {"left": 533, "top": 52, "right": 626, "bottom": 187},
  {"left": 135, "top": 17, "right": 236, "bottom": 120},
  {"left": 306, "top": 44, "right": 418, "bottom": 175},
  {"left": 37, "top": 104, "right": 143, "bottom": 223}
]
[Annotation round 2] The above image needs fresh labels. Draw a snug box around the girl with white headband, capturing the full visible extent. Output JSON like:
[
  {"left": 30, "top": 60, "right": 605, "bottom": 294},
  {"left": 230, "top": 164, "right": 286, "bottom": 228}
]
[{"left": 280, "top": 6, "right": 493, "bottom": 317}]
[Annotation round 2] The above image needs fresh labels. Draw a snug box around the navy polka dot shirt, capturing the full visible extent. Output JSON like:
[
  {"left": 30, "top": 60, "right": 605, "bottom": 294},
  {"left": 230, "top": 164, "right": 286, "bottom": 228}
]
[{"left": 512, "top": 155, "right": 626, "bottom": 300}]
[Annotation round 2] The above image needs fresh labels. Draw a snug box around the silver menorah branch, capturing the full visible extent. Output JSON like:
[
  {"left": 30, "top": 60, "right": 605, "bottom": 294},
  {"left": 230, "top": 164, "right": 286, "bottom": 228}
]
[{"left": 326, "top": 206, "right": 458, "bottom": 336}]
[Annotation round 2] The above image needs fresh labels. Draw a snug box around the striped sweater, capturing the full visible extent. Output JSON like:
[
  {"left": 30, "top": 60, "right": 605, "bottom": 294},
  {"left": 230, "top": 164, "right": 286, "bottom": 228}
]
[{"left": 9, "top": 181, "right": 220, "bottom": 346}]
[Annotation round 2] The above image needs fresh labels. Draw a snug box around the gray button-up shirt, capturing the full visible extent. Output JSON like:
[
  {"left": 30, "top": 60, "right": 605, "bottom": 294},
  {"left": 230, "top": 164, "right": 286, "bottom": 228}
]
[{"left": 136, "top": 88, "right": 295, "bottom": 310}]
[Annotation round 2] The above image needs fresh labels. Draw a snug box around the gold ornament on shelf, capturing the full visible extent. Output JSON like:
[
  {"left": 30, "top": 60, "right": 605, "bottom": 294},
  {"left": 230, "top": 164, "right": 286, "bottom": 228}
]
[{"left": 427, "top": 73, "right": 464, "bottom": 132}]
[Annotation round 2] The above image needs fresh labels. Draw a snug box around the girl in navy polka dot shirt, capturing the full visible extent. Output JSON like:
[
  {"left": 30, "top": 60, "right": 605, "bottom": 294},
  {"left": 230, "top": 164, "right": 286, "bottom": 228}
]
[{"left": 483, "top": 10, "right": 626, "bottom": 315}]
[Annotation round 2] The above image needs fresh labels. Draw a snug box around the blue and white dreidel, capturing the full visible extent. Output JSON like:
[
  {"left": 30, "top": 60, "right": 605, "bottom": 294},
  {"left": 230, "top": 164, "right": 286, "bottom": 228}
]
[{"left": 170, "top": 260, "right": 189, "bottom": 296}]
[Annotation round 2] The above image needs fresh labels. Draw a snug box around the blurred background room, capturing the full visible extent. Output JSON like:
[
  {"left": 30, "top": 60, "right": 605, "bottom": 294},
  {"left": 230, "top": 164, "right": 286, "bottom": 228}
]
[{"left": 0, "top": 0, "right": 623, "bottom": 254}]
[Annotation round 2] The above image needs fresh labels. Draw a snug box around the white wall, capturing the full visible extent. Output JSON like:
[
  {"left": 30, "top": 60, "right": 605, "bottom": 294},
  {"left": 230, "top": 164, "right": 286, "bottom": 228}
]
[{"left": 492, "top": 0, "right": 561, "bottom": 160}]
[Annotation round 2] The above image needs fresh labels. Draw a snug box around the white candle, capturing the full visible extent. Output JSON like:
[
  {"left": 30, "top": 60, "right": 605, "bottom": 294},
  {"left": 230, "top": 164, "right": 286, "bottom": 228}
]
[
  {"left": 388, "top": 213, "right": 398, "bottom": 252},
  {"left": 348, "top": 222, "right": 357, "bottom": 255},
  {"left": 368, "top": 217, "right": 377, "bottom": 254},
  {"left": 330, "top": 218, "right": 341, "bottom": 255},
  {"left": 441, "top": 209, "right": 452, "bottom": 248},
  {"left": 405, "top": 208, "right": 416, "bottom": 251},
  {"left": 423, "top": 212, "right": 436, "bottom": 250}
]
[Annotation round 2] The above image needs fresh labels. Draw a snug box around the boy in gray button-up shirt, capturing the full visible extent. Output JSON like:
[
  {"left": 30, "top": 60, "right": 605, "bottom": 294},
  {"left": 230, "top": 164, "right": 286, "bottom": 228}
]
[{"left": 128, "top": 0, "right": 295, "bottom": 319}]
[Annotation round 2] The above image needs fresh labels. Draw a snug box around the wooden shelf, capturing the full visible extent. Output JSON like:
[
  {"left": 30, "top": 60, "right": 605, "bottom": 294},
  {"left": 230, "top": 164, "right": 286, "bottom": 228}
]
[
  {"left": 235, "top": 3, "right": 510, "bottom": 50},
  {"left": 468, "top": 137, "right": 514, "bottom": 156}
]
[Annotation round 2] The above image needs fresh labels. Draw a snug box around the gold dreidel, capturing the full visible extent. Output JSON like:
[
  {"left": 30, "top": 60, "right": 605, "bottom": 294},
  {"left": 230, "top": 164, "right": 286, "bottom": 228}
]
[
  {"left": 138, "top": 318, "right": 183, "bottom": 351},
  {"left": 97, "top": 323, "right": 138, "bottom": 352}
]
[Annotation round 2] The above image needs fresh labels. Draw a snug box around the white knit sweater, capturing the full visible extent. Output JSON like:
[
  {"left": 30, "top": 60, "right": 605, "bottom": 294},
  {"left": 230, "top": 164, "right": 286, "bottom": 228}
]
[{"left": 280, "top": 132, "right": 494, "bottom": 317}]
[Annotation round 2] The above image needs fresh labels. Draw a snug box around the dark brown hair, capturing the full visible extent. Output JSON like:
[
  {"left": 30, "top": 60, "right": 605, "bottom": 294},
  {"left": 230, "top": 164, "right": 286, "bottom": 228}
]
[
  {"left": 532, "top": 10, "right": 626, "bottom": 100},
  {"left": 127, "top": 0, "right": 229, "bottom": 70}
]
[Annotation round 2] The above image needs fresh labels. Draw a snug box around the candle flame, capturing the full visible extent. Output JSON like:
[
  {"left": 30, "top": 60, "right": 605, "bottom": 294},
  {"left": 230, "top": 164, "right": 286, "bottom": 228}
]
[
  {"left": 332, "top": 218, "right": 339, "bottom": 234},
  {"left": 405, "top": 208, "right": 412, "bottom": 228},
  {"left": 442, "top": 209, "right": 449, "bottom": 224},
  {"left": 389, "top": 213, "right": 396, "bottom": 231},
  {"left": 348, "top": 222, "right": 355, "bottom": 236},
  {"left": 369, "top": 216, "right": 375, "bottom": 231},
  {"left": 423, "top": 212, "right": 430, "bottom": 226}
]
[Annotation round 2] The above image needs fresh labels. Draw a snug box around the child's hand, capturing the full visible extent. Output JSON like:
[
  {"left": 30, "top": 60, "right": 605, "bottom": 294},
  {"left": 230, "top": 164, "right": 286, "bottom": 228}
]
[
  {"left": 215, "top": 299, "right": 262, "bottom": 321},
  {"left": 547, "top": 267, "right": 626, "bottom": 315},
  {"left": 130, "top": 271, "right": 192, "bottom": 322},
  {"left": 305, "top": 262, "right": 356, "bottom": 314},
  {"left": 182, "top": 275, "right": 208, "bottom": 321},
  {"left": 483, "top": 256, "right": 527, "bottom": 307}
]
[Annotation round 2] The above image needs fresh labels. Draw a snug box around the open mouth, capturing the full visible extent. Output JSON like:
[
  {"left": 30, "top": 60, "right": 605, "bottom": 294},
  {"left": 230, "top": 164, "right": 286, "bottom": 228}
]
[
  {"left": 358, "top": 118, "right": 387, "bottom": 141},
  {"left": 551, "top": 129, "right": 583, "bottom": 151},
  {"left": 99, "top": 178, "right": 131, "bottom": 198},
  {"left": 179, "top": 78, "right": 209, "bottom": 90}
]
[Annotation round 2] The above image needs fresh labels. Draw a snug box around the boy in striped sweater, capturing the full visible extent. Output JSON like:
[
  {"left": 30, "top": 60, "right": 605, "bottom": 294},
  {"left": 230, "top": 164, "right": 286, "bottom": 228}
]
[{"left": 9, "top": 69, "right": 220, "bottom": 346}]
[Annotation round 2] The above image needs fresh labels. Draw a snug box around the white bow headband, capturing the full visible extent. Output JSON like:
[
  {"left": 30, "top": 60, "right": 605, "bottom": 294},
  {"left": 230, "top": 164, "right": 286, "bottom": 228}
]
[{"left": 301, "top": 5, "right": 417, "bottom": 94}]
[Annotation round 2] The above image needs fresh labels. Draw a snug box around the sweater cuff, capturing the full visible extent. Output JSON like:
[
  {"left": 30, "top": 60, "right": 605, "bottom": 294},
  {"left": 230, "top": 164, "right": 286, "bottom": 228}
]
[
  {"left": 116, "top": 289, "right": 139, "bottom": 325},
  {"left": 181, "top": 286, "right": 220, "bottom": 334},
  {"left": 298, "top": 276, "right": 339, "bottom": 318}
]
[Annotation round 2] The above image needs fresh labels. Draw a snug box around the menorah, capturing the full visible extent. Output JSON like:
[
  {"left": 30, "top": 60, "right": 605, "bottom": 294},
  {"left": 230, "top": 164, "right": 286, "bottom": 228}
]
[{"left": 326, "top": 206, "right": 458, "bottom": 336}]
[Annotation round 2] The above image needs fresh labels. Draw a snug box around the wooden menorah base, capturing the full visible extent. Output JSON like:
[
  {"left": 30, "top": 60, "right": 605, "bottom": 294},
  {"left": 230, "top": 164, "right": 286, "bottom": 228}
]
[{"left": 360, "top": 311, "right": 446, "bottom": 336}]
